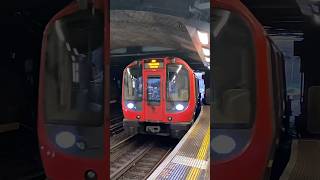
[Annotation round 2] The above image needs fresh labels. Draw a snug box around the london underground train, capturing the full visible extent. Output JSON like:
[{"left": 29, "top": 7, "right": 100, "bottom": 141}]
[
  {"left": 37, "top": 0, "right": 107, "bottom": 179},
  {"left": 122, "top": 57, "right": 201, "bottom": 139},
  {"left": 212, "top": 0, "right": 288, "bottom": 180}
]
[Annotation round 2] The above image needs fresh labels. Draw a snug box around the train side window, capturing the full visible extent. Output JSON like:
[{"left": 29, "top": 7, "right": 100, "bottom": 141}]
[
  {"left": 44, "top": 10, "right": 104, "bottom": 126},
  {"left": 212, "top": 8, "right": 256, "bottom": 128}
]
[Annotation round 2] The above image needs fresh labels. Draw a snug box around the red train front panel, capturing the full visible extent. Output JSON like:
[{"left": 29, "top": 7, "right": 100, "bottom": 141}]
[
  {"left": 38, "top": 1, "right": 107, "bottom": 180},
  {"left": 122, "top": 57, "right": 197, "bottom": 138},
  {"left": 212, "top": 0, "right": 276, "bottom": 180}
]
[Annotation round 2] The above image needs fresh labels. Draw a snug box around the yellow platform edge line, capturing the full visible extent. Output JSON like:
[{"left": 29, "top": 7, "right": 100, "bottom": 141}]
[{"left": 186, "top": 126, "right": 210, "bottom": 180}]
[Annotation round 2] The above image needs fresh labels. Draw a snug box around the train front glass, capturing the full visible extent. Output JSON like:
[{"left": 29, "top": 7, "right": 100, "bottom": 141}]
[
  {"left": 41, "top": 8, "right": 106, "bottom": 179},
  {"left": 212, "top": 8, "right": 256, "bottom": 159},
  {"left": 123, "top": 64, "right": 143, "bottom": 111},
  {"left": 166, "top": 64, "right": 189, "bottom": 112},
  {"left": 45, "top": 11, "right": 104, "bottom": 126},
  {"left": 123, "top": 62, "right": 190, "bottom": 115}
]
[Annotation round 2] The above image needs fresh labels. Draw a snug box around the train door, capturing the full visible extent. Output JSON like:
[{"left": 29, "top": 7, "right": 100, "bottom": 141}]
[
  {"left": 143, "top": 71, "right": 166, "bottom": 127},
  {"left": 38, "top": 3, "right": 107, "bottom": 180}
]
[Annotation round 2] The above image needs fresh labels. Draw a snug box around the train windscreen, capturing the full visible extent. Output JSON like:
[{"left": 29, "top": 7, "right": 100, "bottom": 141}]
[
  {"left": 166, "top": 64, "right": 189, "bottom": 102},
  {"left": 123, "top": 65, "right": 143, "bottom": 101},
  {"left": 212, "top": 8, "right": 256, "bottom": 128},
  {"left": 44, "top": 10, "right": 104, "bottom": 126}
]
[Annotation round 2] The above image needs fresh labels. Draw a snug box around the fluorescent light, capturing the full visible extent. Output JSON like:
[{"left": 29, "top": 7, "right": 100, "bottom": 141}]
[
  {"left": 197, "top": 30, "right": 209, "bottom": 45},
  {"left": 205, "top": 57, "right": 210, "bottom": 62},
  {"left": 202, "top": 48, "right": 210, "bottom": 56}
]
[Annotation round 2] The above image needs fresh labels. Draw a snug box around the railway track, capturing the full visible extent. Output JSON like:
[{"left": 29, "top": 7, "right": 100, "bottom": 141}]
[
  {"left": 110, "top": 135, "right": 176, "bottom": 180},
  {"left": 110, "top": 112, "right": 124, "bottom": 135},
  {"left": 117, "top": 146, "right": 172, "bottom": 180},
  {"left": 110, "top": 121, "right": 124, "bottom": 135},
  {"left": 111, "top": 112, "right": 123, "bottom": 124}
]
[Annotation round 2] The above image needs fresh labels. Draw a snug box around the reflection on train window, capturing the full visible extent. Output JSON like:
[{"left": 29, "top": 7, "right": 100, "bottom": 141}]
[
  {"left": 212, "top": 8, "right": 256, "bottom": 128},
  {"left": 124, "top": 65, "right": 143, "bottom": 101},
  {"left": 45, "top": 10, "right": 104, "bottom": 126},
  {"left": 147, "top": 77, "right": 161, "bottom": 103},
  {"left": 166, "top": 64, "right": 189, "bottom": 101}
]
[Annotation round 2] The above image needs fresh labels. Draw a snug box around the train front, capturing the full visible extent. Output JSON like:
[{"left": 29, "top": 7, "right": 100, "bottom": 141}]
[
  {"left": 37, "top": 1, "right": 107, "bottom": 179},
  {"left": 122, "top": 57, "right": 197, "bottom": 138}
]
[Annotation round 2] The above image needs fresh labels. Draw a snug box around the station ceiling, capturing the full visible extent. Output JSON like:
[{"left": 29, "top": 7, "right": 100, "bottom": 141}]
[
  {"left": 110, "top": 0, "right": 210, "bottom": 72},
  {"left": 4, "top": 0, "right": 307, "bottom": 70},
  {"left": 241, "top": 0, "right": 304, "bottom": 34}
]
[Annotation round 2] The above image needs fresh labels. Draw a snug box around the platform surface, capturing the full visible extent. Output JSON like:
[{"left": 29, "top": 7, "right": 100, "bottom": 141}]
[
  {"left": 280, "top": 139, "right": 320, "bottom": 180},
  {"left": 0, "top": 123, "right": 19, "bottom": 133},
  {"left": 147, "top": 106, "right": 210, "bottom": 180}
]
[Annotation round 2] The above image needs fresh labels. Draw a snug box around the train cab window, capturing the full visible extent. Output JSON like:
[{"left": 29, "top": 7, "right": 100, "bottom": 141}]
[
  {"left": 166, "top": 64, "right": 189, "bottom": 112},
  {"left": 212, "top": 8, "right": 256, "bottom": 128},
  {"left": 44, "top": 10, "right": 104, "bottom": 126},
  {"left": 123, "top": 65, "right": 143, "bottom": 101},
  {"left": 147, "top": 77, "right": 161, "bottom": 103},
  {"left": 166, "top": 64, "right": 189, "bottom": 102}
]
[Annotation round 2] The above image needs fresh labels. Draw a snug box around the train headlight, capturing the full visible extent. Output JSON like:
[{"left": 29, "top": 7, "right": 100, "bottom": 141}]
[
  {"left": 127, "top": 103, "right": 134, "bottom": 109},
  {"left": 212, "top": 135, "right": 236, "bottom": 154},
  {"left": 175, "top": 104, "right": 184, "bottom": 111},
  {"left": 55, "top": 131, "right": 76, "bottom": 149}
]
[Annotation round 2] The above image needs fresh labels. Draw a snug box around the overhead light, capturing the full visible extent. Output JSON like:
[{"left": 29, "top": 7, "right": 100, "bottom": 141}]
[
  {"left": 205, "top": 57, "right": 210, "bottom": 62},
  {"left": 197, "top": 30, "right": 209, "bottom": 45},
  {"left": 202, "top": 48, "right": 210, "bottom": 56}
]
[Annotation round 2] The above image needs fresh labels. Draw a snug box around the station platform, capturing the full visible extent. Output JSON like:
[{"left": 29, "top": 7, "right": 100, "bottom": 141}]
[
  {"left": 147, "top": 106, "right": 210, "bottom": 180},
  {"left": 0, "top": 123, "right": 19, "bottom": 133},
  {"left": 280, "top": 139, "right": 320, "bottom": 180}
]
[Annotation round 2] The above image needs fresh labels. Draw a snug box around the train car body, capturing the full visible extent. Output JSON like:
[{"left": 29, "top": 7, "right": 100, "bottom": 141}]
[
  {"left": 122, "top": 57, "right": 200, "bottom": 139},
  {"left": 212, "top": 0, "right": 288, "bottom": 179},
  {"left": 37, "top": 1, "right": 107, "bottom": 180}
]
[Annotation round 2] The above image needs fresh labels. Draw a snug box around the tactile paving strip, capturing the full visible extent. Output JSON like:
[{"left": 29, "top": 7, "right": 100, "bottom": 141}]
[{"left": 148, "top": 106, "right": 210, "bottom": 180}]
